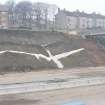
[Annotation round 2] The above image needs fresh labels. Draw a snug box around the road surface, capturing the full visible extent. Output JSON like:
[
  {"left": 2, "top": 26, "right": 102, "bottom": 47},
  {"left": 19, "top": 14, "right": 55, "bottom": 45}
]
[
  {"left": 0, "top": 84, "right": 105, "bottom": 105},
  {"left": 0, "top": 67, "right": 105, "bottom": 105}
]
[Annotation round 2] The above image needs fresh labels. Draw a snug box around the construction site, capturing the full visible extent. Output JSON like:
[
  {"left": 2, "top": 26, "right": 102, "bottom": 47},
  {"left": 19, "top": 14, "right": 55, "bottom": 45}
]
[
  {"left": 0, "top": 0, "right": 105, "bottom": 104},
  {"left": 0, "top": 29, "right": 104, "bottom": 105},
  {"left": 0, "top": 29, "right": 105, "bottom": 71}
]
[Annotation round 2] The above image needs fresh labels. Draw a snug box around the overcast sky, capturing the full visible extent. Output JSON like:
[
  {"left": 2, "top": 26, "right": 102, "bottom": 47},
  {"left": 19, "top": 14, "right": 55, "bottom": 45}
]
[{"left": 1, "top": 0, "right": 105, "bottom": 15}]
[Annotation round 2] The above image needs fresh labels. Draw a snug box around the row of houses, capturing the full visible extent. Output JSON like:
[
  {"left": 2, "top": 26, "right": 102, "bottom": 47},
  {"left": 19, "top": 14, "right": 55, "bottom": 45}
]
[
  {"left": 0, "top": 5, "right": 8, "bottom": 28},
  {"left": 0, "top": 3, "right": 58, "bottom": 29},
  {"left": 55, "top": 9, "right": 105, "bottom": 31},
  {"left": 0, "top": 4, "right": 105, "bottom": 31}
]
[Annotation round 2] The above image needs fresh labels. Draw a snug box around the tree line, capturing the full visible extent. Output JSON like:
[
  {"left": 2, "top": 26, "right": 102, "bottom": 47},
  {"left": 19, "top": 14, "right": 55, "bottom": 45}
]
[{"left": 6, "top": 0, "right": 58, "bottom": 29}]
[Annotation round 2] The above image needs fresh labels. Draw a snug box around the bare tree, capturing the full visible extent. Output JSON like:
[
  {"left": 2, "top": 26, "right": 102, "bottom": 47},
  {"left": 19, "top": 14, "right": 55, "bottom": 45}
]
[
  {"left": 6, "top": 1, "right": 58, "bottom": 30},
  {"left": 15, "top": 1, "right": 32, "bottom": 28},
  {"left": 43, "top": 7, "right": 48, "bottom": 28},
  {"left": 33, "top": 2, "right": 49, "bottom": 29},
  {"left": 34, "top": 3, "right": 42, "bottom": 28},
  {"left": 6, "top": 0, "right": 15, "bottom": 26},
  {"left": 51, "top": 6, "right": 58, "bottom": 29}
]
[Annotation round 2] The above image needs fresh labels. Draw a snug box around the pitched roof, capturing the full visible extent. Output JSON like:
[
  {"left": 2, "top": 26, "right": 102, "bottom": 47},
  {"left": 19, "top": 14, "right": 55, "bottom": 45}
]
[{"left": 60, "top": 10, "right": 105, "bottom": 19}]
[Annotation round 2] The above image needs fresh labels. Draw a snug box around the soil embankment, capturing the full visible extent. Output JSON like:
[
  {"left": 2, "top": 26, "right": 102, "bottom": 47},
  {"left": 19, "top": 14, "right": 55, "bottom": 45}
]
[{"left": 0, "top": 29, "right": 104, "bottom": 73}]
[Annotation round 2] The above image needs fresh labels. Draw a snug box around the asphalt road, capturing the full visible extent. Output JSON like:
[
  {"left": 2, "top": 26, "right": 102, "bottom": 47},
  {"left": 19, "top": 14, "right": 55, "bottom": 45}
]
[
  {"left": 0, "top": 66, "right": 105, "bottom": 105},
  {"left": 0, "top": 84, "right": 105, "bottom": 105},
  {"left": 0, "top": 76, "right": 105, "bottom": 95},
  {"left": 0, "top": 66, "right": 105, "bottom": 84}
]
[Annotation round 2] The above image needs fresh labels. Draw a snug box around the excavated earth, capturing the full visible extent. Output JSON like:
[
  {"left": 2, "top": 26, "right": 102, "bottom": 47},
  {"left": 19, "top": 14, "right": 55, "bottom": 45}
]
[{"left": 0, "top": 29, "right": 105, "bottom": 73}]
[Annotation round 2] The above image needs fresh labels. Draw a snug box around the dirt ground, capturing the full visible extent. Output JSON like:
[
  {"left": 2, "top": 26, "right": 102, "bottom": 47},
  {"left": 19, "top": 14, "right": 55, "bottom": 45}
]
[
  {"left": 0, "top": 66, "right": 105, "bottom": 84},
  {"left": 0, "top": 67, "right": 105, "bottom": 105},
  {"left": 0, "top": 84, "right": 105, "bottom": 105},
  {"left": 1, "top": 32, "right": 105, "bottom": 71}
]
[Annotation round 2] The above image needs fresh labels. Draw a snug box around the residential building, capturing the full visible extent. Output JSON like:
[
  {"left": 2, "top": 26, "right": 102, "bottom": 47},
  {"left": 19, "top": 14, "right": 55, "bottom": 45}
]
[
  {"left": 55, "top": 9, "right": 105, "bottom": 31},
  {"left": 32, "top": 2, "right": 58, "bottom": 29},
  {"left": 0, "top": 5, "right": 8, "bottom": 28}
]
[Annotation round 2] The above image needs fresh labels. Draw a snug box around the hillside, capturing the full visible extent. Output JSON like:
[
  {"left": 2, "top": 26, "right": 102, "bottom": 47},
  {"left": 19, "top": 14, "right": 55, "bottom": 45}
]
[{"left": 0, "top": 29, "right": 104, "bottom": 73}]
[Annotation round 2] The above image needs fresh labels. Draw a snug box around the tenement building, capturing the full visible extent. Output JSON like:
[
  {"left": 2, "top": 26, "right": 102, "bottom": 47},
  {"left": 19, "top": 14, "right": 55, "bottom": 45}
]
[
  {"left": 0, "top": 5, "right": 8, "bottom": 28},
  {"left": 55, "top": 9, "right": 105, "bottom": 31}
]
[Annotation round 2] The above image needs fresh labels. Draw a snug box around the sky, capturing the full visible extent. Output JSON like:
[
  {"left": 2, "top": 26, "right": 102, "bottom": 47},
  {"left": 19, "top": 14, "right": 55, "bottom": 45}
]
[{"left": 0, "top": 0, "right": 105, "bottom": 15}]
